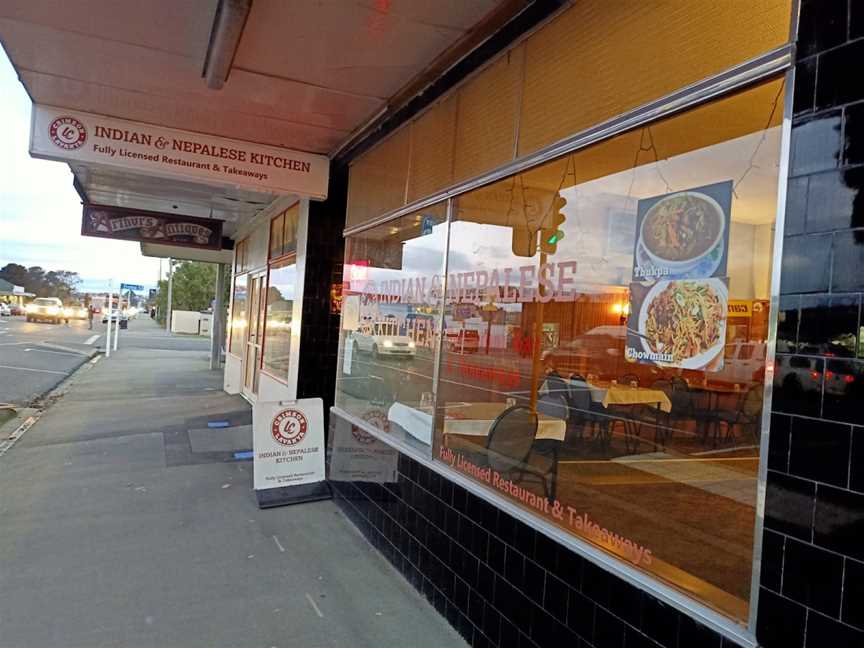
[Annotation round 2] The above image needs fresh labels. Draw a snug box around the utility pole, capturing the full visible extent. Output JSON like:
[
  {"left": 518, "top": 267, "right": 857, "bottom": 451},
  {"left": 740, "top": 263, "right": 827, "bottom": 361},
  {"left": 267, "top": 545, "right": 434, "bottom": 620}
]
[
  {"left": 210, "top": 263, "right": 225, "bottom": 370},
  {"left": 165, "top": 258, "right": 174, "bottom": 333},
  {"left": 105, "top": 282, "right": 113, "bottom": 358}
]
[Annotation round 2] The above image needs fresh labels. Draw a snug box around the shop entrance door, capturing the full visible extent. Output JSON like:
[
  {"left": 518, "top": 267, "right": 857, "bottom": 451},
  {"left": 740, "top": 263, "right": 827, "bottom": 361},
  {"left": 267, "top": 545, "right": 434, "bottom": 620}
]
[{"left": 242, "top": 272, "right": 266, "bottom": 398}]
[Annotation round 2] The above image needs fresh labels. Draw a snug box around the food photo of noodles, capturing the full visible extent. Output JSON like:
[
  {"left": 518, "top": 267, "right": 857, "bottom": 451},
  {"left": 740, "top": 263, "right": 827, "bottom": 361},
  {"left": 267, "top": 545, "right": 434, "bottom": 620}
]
[{"left": 632, "top": 278, "right": 728, "bottom": 370}]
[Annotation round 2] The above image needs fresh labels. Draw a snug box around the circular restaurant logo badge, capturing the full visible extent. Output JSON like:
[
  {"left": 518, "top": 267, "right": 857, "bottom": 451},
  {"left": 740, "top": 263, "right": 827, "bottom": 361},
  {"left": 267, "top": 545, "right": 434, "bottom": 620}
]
[
  {"left": 49, "top": 116, "right": 87, "bottom": 150},
  {"left": 271, "top": 408, "right": 308, "bottom": 446}
]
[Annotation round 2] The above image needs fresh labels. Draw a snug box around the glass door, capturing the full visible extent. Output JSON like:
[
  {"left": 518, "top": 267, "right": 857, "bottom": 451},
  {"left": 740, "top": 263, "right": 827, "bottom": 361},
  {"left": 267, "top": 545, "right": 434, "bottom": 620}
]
[{"left": 242, "top": 272, "right": 266, "bottom": 397}]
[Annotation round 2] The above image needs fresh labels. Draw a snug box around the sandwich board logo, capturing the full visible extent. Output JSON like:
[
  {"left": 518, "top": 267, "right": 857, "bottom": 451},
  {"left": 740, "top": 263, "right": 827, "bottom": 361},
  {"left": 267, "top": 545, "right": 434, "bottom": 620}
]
[
  {"left": 271, "top": 408, "right": 308, "bottom": 446},
  {"left": 49, "top": 116, "right": 87, "bottom": 150}
]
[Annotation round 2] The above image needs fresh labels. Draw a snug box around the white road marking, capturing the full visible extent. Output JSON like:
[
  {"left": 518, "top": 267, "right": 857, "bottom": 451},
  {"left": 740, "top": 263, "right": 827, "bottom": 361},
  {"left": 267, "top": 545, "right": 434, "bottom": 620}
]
[
  {"left": 305, "top": 593, "right": 324, "bottom": 618},
  {"left": 0, "top": 341, "right": 27, "bottom": 346},
  {"left": 84, "top": 335, "right": 100, "bottom": 345},
  {"left": 0, "top": 364, "right": 69, "bottom": 375},
  {"left": 24, "top": 348, "right": 77, "bottom": 356},
  {"left": 272, "top": 535, "right": 286, "bottom": 553}
]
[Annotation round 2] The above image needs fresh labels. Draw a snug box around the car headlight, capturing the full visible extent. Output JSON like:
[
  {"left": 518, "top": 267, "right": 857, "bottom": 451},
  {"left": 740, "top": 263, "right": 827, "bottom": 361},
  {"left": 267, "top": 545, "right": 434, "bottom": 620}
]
[
  {"left": 383, "top": 340, "right": 393, "bottom": 348},
  {"left": 408, "top": 341, "right": 416, "bottom": 348},
  {"left": 25, "top": 304, "right": 36, "bottom": 313},
  {"left": 47, "top": 306, "right": 60, "bottom": 315},
  {"left": 63, "top": 308, "right": 73, "bottom": 316},
  {"left": 78, "top": 309, "right": 87, "bottom": 317}
]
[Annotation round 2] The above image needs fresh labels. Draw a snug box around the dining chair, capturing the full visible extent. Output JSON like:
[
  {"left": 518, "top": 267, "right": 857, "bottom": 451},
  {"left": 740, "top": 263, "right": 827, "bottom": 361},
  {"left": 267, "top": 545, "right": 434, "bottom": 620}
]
[
  {"left": 484, "top": 405, "right": 558, "bottom": 502},
  {"left": 714, "top": 386, "right": 763, "bottom": 444}
]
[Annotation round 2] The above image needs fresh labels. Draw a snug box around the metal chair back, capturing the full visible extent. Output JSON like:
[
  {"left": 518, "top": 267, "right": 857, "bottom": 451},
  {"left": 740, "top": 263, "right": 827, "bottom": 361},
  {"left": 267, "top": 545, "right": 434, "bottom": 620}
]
[{"left": 486, "top": 406, "right": 539, "bottom": 473}]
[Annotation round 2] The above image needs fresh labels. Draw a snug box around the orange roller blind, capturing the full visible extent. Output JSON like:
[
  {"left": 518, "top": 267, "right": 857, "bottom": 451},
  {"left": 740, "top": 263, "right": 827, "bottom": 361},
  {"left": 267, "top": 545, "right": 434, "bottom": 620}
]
[
  {"left": 406, "top": 94, "right": 459, "bottom": 203},
  {"left": 346, "top": 125, "right": 411, "bottom": 229},
  {"left": 453, "top": 45, "right": 524, "bottom": 183},
  {"left": 517, "top": 0, "right": 791, "bottom": 155}
]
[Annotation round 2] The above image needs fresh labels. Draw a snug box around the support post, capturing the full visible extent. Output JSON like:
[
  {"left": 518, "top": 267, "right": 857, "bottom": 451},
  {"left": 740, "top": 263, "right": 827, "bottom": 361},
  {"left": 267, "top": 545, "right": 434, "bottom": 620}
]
[
  {"left": 210, "top": 263, "right": 225, "bottom": 370},
  {"left": 105, "top": 284, "right": 113, "bottom": 358},
  {"left": 166, "top": 258, "right": 174, "bottom": 334}
]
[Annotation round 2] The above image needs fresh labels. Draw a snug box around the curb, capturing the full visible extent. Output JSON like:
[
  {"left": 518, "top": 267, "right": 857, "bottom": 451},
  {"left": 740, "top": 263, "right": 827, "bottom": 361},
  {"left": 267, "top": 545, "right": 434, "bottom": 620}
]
[{"left": 39, "top": 341, "right": 100, "bottom": 358}]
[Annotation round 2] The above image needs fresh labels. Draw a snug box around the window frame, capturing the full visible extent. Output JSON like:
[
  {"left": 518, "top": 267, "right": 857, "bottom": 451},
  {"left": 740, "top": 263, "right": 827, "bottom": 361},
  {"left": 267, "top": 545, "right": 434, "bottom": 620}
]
[{"left": 333, "top": 49, "right": 797, "bottom": 646}]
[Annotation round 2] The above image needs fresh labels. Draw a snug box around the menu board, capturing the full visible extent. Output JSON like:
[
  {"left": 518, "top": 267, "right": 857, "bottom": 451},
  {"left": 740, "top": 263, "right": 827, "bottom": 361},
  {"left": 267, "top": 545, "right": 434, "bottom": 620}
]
[
  {"left": 632, "top": 181, "right": 732, "bottom": 281},
  {"left": 626, "top": 181, "right": 732, "bottom": 371}
]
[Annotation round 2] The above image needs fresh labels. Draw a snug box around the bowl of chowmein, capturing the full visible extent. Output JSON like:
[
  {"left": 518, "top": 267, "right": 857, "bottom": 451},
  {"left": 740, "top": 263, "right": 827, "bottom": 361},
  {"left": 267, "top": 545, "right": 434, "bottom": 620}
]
[
  {"left": 639, "top": 191, "right": 725, "bottom": 271},
  {"left": 637, "top": 279, "right": 727, "bottom": 369}
]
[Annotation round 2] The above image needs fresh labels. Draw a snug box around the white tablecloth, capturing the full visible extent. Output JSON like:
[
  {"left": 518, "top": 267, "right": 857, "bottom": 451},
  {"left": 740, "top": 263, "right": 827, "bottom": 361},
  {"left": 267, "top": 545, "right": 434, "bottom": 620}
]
[{"left": 387, "top": 401, "right": 566, "bottom": 445}]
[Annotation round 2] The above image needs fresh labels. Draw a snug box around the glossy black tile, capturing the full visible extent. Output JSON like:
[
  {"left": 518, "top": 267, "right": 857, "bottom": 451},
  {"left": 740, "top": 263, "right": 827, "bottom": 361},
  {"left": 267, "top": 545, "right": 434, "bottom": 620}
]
[
  {"left": 523, "top": 558, "right": 546, "bottom": 602},
  {"left": 780, "top": 234, "right": 832, "bottom": 294},
  {"left": 755, "top": 587, "right": 807, "bottom": 648},
  {"left": 532, "top": 532, "right": 559, "bottom": 573},
  {"left": 807, "top": 169, "right": 864, "bottom": 233},
  {"left": 624, "top": 628, "right": 662, "bottom": 648},
  {"left": 788, "top": 417, "right": 852, "bottom": 486},
  {"left": 777, "top": 295, "right": 801, "bottom": 354},
  {"left": 805, "top": 610, "right": 864, "bottom": 648},
  {"left": 581, "top": 560, "right": 613, "bottom": 609},
  {"left": 566, "top": 588, "right": 596, "bottom": 640},
  {"left": 530, "top": 607, "right": 581, "bottom": 646},
  {"left": 760, "top": 529, "right": 785, "bottom": 593},
  {"left": 791, "top": 111, "right": 842, "bottom": 176},
  {"left": 798, "top": 294, "right": 860, "bottom": 357},
  {"left": 592, "top": 607, "right": 625, "bottom": 648},
  {"left": 822, "top": 359, "right": 864, "bottom": 425},
  {"left": 555, "top": 547, "right": 583, "bottom": 590},
  {"left": 543, "top": 573, "right": 569, "bottom": 623},
  {"left": 677, "top": 615, "right": 722, "bottom": 648},
  {"left": 765, "top": 470, "right": 816, "bottom": 540},
  {"left": 852, "top": 428, "right": 864, "bottom": 493},
  {"left": 773, "top": 354, "right": 824, "bottom": 417},
  {"left": 797, "top": 0, "right": 847, "bottom": 58},
  {"left": 782, "top": 537, "right": 844, "bottom": 616},
  {"left": 608, "top": 579, "right": 642, "bottom": 628},
  {"left": 842, "top": 558, "right": 864, "bottom": 631},
  {"left": 504, "top": 544, "right": 525, "bottom": 589},
  {"left": 814, "top": 485, "right": 864, "bottom": 561},
  {"left": 844, "top": 102, "right": 864, "bottom": 167},
  {"left": 816, "top": 40, "right": 864, "bottom": 110},
  {"left": 832, "top": 225, "right": 864, "bottom": 292},
  {"left": 793, "top": 57, "right": 818, "bottom": 116},
  {"left": 853, "top": 0, "right": 864, "bottom": 39},
  {"left": 768, "top": 413, "right": 791, "bottom": 472},
  {"left": 640, "top": 597, "right": 677, "bottom": 647},
  {"left": 483, "top": 602, "right": 502, "bottom": 644},
  {"left": 785, "top": 175, "right": 809, "bottom": 237}
]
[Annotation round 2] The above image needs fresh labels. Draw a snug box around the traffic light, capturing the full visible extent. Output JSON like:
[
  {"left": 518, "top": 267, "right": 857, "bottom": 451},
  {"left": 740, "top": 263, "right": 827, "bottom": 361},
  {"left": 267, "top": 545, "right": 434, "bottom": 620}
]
[{"left": 540, "top": 195, "right": 567, "bottom": 255}]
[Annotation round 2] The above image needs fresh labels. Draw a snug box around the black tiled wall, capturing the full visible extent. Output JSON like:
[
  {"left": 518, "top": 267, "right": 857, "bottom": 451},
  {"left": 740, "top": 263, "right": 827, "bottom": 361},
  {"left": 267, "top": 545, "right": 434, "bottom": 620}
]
[
  {"left": 331, "top": 434, "right": 733, "bottom": 648},
  {"left": 296, "top": 163, "right": 348, "bottom": 433},
  {"left": 759, "top": 1, "right": 864, "bottom": 645}
]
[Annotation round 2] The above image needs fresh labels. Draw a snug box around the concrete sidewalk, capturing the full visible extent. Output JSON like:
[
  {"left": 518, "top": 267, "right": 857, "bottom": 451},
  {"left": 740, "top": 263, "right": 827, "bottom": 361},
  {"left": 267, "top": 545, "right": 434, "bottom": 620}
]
[{"left": 0, "top": 338, "right": 463, "bottom": 647}]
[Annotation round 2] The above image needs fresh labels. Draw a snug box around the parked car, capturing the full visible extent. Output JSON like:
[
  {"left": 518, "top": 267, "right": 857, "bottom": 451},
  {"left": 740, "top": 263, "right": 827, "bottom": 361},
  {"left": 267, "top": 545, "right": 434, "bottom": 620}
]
[
  {"left": 25, "top": 297, "right": 64, "bottom": 324},
  {"left": 444, "top": 328, "right": 480, "bottom": 353},
  {"left": 9, "top": 303, "right": 24, "bottom": 316},
  {"left": 63, "top": 303, "right": 88, "bottom": 319},
  {"left": 0, "top": 303, "right": 10, "bottom": 316},
  {"left": 101, "top": 309, "right": 128, "bottom": 324},
  {"left": 351, "top": 322, "right": 416, "bottom": 359}
]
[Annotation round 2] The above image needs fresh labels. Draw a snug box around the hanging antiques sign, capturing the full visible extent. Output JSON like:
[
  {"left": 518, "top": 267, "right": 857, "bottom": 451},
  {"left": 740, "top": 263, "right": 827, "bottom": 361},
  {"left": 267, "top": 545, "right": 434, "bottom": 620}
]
[
  {"left": 81, "top": 204, "right": 224, "bottom": 250},
  {"left": 30, "top": 104, "right": 330, "bottom": 199}
]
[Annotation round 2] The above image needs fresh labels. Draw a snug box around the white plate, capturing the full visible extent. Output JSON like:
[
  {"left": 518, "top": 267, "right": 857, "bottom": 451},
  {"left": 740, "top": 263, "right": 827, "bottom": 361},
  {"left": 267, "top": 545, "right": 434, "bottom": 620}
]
[
  {"left": 638, "top": 191, "right": 726, "bottom": 272},
  {"left": 637, "top": 278, "right": 728, "bottom": 369}
]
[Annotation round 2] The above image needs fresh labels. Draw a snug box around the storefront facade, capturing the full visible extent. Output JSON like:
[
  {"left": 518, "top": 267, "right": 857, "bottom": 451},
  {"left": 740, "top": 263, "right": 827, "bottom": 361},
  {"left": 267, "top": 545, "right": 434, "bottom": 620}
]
[{"left": 324, "top": 2, "right": 864, "bottom": 648}]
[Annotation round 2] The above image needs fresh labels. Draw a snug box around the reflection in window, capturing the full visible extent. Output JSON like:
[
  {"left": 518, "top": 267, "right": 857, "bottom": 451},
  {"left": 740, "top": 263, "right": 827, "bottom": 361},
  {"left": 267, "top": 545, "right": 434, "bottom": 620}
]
[
  {"left": 229, "top": 275, "right": 247, "bottom": 355},
  {"left": 431, "top": 79, "right": 784, "bottom": 623},
  {"left": 335, "top": 205, "right": 447, "bottom": 452},
  {"left": 262, "top": 258, "right": 296, "bottom": 381}
]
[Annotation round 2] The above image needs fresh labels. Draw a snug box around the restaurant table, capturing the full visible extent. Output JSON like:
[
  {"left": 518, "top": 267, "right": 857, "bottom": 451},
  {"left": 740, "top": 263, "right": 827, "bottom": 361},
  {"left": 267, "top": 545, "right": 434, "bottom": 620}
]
[
  {"left": 387, "top": 401, "right": 567, "bottom": 447},
  {"left": 585, "top": 381, "right": 672, "bottom": 413}
]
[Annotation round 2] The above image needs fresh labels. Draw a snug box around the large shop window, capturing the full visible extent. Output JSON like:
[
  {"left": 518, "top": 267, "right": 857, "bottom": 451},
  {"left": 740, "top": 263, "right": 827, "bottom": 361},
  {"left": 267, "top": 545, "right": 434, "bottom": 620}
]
[
  {"left": 335, "top": 203, "right": 448, "bottom": 452},
  {"left": 262, "top": 257, "right": 296, "bottom": 381},
  {"left": 229, "top": 274, "right": 247, "bottom": 355},
  {"left": 432, "top": 79, "right": 784, "bottom": 622}
]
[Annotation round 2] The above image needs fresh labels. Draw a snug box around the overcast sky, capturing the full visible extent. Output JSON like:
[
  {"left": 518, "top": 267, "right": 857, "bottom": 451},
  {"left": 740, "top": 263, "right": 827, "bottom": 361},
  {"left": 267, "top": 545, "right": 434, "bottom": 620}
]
[{"left": 0, "top": 46, "right": 161, "bottom": 294}]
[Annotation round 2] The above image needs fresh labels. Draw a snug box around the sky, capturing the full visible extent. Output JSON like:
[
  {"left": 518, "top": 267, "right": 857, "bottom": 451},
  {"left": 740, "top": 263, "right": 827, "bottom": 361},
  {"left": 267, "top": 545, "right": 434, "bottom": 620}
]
[{"left": 0, "top": 46, "right": 161, "bottom": 294}]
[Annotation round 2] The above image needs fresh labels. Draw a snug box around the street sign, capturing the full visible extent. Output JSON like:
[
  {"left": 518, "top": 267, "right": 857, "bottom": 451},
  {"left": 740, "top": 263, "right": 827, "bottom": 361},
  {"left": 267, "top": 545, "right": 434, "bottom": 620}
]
[{"left": 120, "top": 283, "right": 144, "bottom": 291}]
